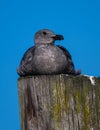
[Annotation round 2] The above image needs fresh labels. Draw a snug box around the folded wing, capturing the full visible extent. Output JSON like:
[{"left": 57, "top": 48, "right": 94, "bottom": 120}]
[
  {"left": 17, "top": 46, "right": 35, "bottom": 76},
  {"left": 57, "top": 45, "right": 81, "bottom": 75}
]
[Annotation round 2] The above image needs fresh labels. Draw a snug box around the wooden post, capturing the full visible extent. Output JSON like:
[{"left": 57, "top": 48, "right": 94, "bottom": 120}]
[{"left": 18, "top": 75, "right": 100, "bottom": 130}]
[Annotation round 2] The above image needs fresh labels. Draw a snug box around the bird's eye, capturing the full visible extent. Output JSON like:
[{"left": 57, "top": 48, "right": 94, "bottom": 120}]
[{"left": 43, "top": 32, "right": 47, "bottom": 35}]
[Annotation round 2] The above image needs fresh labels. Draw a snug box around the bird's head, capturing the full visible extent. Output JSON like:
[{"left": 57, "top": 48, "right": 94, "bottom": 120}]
[{"left": 34, "top": 29, "right": 64, "bottom": 45}]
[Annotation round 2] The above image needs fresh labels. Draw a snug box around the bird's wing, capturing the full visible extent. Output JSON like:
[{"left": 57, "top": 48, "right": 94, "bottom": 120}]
[
  {"left": 57, "top": 45, "right": 76, "bottom": 74},
  {"left": 57, "top": 45, "right": 73, "bottom": 62},
  {"left": 57, "top": 45, "right": 81, "bottom": 75},
  {"left": 17, "top": 46, "right": 36, "bottom": 76}
]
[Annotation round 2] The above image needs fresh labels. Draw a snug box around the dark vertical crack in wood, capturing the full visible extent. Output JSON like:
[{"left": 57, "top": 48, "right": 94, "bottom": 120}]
[{"left": 24, "top": 83, "right": 38, "bottom": 130}]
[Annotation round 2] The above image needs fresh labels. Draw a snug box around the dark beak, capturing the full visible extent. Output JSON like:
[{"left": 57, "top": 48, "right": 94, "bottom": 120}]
[{"left": 52, "top": 35, "right": 64, "bottom": 40}]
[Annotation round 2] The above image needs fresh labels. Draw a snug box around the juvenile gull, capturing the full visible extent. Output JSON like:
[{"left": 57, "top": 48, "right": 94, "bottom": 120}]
[{"left": 17, "top": 29, "right": 81, "bottom": 76}]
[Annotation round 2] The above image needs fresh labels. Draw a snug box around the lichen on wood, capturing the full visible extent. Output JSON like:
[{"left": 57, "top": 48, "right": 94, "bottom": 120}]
[{"left": 18, "top": 75, "right": 100, "bottom": 130}]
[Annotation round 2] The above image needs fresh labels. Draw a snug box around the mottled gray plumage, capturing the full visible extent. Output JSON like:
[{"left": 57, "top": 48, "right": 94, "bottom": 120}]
[{"left": 17, "top": 29, "right": 81, "bottom": 76}]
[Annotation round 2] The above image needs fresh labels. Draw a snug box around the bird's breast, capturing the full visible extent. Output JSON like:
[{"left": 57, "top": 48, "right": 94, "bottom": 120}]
[{"left": 33, "top": 45, "right": 67, "bottom": 74}]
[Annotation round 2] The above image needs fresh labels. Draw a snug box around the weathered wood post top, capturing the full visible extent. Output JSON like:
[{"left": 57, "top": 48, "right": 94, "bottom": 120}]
[{"left": 18, "top": 75, "right": 100, "bottom": 130}]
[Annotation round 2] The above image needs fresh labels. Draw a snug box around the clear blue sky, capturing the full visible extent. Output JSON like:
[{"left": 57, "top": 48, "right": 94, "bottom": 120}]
[{"left": 0, "top": 0, "right": 100, "bottom": 130}]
